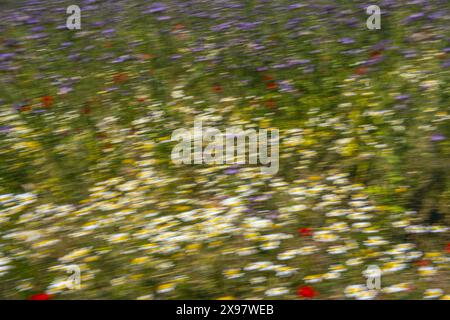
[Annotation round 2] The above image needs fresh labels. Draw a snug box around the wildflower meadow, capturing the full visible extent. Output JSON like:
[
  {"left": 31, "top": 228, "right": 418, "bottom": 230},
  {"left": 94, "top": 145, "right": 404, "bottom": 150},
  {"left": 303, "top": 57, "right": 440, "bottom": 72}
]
[{"left": 0, "top": 0, "right": 449, "bottom": 300}]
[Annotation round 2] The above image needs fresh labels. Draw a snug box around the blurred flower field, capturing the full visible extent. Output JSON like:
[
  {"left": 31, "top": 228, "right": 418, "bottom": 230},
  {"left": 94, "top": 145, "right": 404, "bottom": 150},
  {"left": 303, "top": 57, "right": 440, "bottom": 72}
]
[{"left": 0, "top": 0, "right": 449, "bottom": 299}]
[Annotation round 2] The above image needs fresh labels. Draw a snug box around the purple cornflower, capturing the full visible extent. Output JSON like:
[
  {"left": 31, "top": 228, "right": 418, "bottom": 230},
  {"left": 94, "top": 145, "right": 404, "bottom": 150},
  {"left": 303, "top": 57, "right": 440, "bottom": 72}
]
[
  {"left": 431, "top": 134, "right": 446, "bottom": 142},
  {"left": 144, "top": 3, "right": 167, "bottom": 14},
  {"left": 224, "top": 168, "right": 239, "bottom": 175},
  {"left": 395, "top": 94, "right": 410, "bottom": 101},
  {"left": 339, "top": 38, "right": 355, "bottom": 45}
]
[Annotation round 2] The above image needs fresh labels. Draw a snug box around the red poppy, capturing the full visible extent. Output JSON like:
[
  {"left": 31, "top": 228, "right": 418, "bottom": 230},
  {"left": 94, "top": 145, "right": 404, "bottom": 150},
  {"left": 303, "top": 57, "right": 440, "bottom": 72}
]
[
  {"left": 96, "top": 133, "right": 107, "bottom": 140},
  {"left": 415, "top": 260, "right": 430, "bottom": 267},
  {"left": 212, "top": 84, "right": 222, "bottom": 93},
  {"left": 265, "top": 99, "right": 276, "bottom": 109},
  {"left": 297, "top": 286, "right": 317, "bottom": 298},
  {"left": 445, "top": 243, "right": 450, "bottom": 254},
  {"left": 370, "top": 50, "right": 383, "bottom": 60},
  {"left": 29, "top": 293, "right": 52, "bottom": 300},
  {"left": 298, "top": 228, "right": 312, "bottom": 237},
  {"left": 262, "top": 75, "right": 274, "bottom": 81},
  {"left": 355, "top": 67, "right": 368, "bottom": 75},
  {"left": 41, "top": 96, "right": 54, "bottom": 107},
  {"left": 140, "top": 54, "right": 153, "bottom": 60},
  {"left": 113, "top": 72, "right": 129, "bottom": 83},
  {"left": 20, "top": 105, "right": 32, "bottom": 112},
  {"left": 81, "top": 106, "right": 91, "bottom": 115},
  {"left": 266, "top": 82, "right": 277, "bottom": 90}
]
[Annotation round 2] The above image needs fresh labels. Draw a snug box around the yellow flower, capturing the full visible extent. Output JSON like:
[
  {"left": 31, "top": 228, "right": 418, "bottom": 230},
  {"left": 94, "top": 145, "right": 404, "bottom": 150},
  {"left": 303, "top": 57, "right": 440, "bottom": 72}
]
[
  {"left": 224, "top": 268, "right": 243, "bottom": 279},
  {"left": 424, "top": 252, "right": 441, "bottom": 259},
  {"left": 175, "top": 205, "right": 191, "bottom": 212},
  {"left": 131, "top": 274, "right": 144, "bottom": 281},
  {"left": 131, "top": 257, "right": 149, "bottom": 265},
  {"left": 109, "top": 233, "right": 129, "bottom": 244},
  {"left": 186, "top": 243, "right": 201, "bottom": 252},
  {"left": 418, "top": 266, "right": 437, "bottom": 277},
  {"left": 244, "top": 232, "right": 260, "bottom": 241},
  {"left": 84, "top": 256, "right": 99, "bottom": 263},
  {"left": 157, "top": 283, "right": 176, "bottom": 293},
  {"left": 424, "top": 288, "right": 443, "bottom": 299},
  {"left": 60, "top": 248, "right": 91, "bottom": 263},
  {"left": 303, "top": 274, "right": 322, "bottom": 283},
  {"left": 217, "top": 296, "right": 235, "bottom": 300},
  {"left": 32, "top": 239, "right": 60, "bottom": 249}
]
